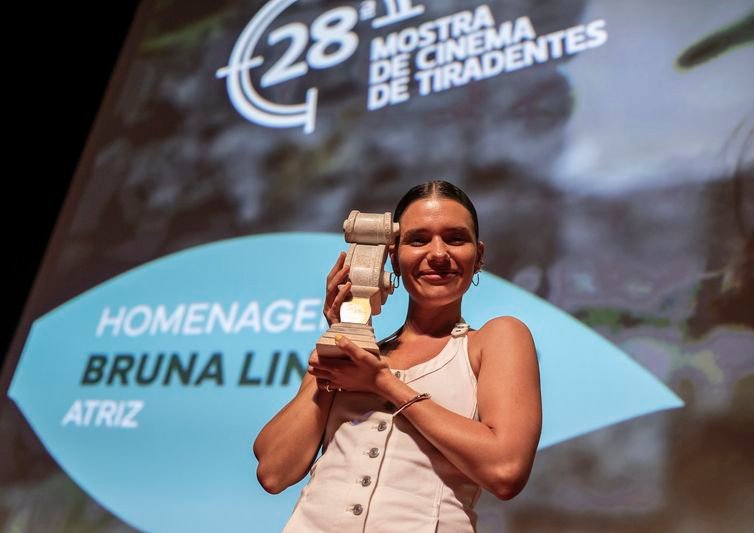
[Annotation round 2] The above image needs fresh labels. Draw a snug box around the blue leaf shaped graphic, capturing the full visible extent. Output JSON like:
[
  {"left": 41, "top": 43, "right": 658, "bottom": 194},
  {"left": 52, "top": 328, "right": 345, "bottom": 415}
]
[{"left": 9, "top": 233, "right": 682, "bottom": 532}]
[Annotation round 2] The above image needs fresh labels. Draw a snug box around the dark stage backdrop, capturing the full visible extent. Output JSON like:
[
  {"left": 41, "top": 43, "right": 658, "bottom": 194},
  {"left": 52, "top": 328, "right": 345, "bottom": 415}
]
[{"left": 2, "top": 1, "right": 752, "bottom": 531}]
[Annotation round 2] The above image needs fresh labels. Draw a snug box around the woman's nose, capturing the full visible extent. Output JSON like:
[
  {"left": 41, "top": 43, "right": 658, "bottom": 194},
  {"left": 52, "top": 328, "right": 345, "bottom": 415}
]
[{"left": 428, "top": 238, "right": 449, "bottom": 260}]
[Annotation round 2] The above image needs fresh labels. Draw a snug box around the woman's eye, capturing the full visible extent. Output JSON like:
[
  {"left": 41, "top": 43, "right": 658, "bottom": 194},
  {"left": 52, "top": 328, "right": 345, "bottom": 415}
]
[{"left": 402, "top": 235, "right": 428, "bottom": 245}]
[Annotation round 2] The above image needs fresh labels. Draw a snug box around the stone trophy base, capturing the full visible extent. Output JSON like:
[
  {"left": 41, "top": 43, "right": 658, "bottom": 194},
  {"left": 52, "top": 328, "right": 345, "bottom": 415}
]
[{"left": 316, "top": 322, "right": 380, "bottom": 357}]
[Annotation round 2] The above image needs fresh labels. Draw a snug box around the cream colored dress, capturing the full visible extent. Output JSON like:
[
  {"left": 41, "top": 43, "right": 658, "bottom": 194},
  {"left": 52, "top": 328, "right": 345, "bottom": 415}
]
[{"left": 283, "top": 323, "right": 480, "bottom": 533}]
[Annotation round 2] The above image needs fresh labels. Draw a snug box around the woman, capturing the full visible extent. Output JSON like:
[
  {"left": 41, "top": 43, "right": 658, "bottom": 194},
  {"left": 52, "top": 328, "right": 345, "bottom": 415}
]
[{"left": 254, "top": 181, "right": 541, "bottom": 532}]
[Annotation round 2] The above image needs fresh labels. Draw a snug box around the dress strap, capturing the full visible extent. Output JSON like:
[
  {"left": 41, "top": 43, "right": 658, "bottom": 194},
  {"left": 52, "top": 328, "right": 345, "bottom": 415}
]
[{"left": 451, "top": 322, "right": 469, "bottom": 337}]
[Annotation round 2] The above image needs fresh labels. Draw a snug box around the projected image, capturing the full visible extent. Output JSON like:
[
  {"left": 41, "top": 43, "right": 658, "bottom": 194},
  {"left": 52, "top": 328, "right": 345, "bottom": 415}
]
[{"left": 2, "top": 0, "right": 752, "bottom": 531}]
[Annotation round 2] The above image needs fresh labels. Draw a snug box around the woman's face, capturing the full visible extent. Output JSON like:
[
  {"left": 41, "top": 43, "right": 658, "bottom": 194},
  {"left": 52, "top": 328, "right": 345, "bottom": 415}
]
[{"left": 392, "top": 197, "right": 483, "bottom": 307}]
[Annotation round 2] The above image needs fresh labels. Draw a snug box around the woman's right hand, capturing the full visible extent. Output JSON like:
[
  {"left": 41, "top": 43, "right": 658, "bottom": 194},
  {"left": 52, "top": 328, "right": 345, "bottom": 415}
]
[{"left": 323, "top": 252, "right": 352, "bottom": 326}]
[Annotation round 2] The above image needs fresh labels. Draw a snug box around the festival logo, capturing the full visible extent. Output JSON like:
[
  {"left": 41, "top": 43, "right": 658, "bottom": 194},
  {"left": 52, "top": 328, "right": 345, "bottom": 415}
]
[
  {"left": 216, "top": 0, "right": 607, "bottom": 133},
  {"left": 9, "top": 233, "right": 681, "bottom": 532}
]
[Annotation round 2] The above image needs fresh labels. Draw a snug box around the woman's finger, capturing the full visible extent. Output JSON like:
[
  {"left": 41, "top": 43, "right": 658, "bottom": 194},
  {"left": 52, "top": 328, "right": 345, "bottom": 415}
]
[
  {"left": 334, "top": 334, "right": 371, "bottom": 363},
  {"left": 331, "top": 281, "right": 352, "bottom": 309},
  {"left": 324, "top": 262, "right": 350, "bottom": 325},
  {"left": 310, "top": 352, "right": 339, "bottom": 372},
  {"left": 326, "top": 264, "right": 350, "bottom": 299},
  {"left": 311, "top": 357, "right": 351, "bottom": 371},
  {"left": 309, "top": 366, "right": 333, "bottom": 379},
  {"left": 325, "top": 254, "right": 347, "bottom": 289},
  {"left": 325, "top": 251, "right": 346, "bottom": 281}
]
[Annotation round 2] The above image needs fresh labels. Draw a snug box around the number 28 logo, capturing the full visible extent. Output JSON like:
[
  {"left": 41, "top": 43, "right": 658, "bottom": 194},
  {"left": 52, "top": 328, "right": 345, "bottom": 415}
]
[{"left": 216, "top": 0, "right": 425, "bottom": 133}]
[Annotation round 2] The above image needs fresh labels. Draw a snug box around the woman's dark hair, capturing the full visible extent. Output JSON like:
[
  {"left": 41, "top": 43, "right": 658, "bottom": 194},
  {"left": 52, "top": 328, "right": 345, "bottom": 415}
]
[{"left": 394, "top": 180, "right": 480, "bottom": 240}]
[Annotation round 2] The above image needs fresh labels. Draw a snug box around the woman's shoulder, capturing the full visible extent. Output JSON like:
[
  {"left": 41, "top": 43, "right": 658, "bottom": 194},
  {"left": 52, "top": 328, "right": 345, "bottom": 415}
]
[
  {"left": 475, "top": 316, "right": 531, "bottom": 338},
  {"left": 468, "top": 316, "right": 534, "bottom": 356},
  {"left": 466, "top": 316, "right": 538, "bottom": 382}
]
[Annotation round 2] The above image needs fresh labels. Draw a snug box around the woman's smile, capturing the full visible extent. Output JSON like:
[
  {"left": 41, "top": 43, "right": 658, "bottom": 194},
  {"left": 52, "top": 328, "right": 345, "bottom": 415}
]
[{"left": 417, "top": 269, "right": 460, "bottom": 283}]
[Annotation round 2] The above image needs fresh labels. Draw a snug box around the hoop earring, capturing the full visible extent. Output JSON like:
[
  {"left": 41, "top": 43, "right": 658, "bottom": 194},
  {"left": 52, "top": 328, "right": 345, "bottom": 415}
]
[
  {"left": 472, "top": 271, "right": 480, "bottom": 286},
  {"left": 392, "top": 273, "right": 400, "bottom": 288}
]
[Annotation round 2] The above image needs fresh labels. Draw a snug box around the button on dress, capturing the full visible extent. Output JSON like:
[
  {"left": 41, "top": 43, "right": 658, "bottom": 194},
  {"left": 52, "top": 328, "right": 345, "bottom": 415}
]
[{"left": 283, "top": 324, "right": 479, "bottom": 532}]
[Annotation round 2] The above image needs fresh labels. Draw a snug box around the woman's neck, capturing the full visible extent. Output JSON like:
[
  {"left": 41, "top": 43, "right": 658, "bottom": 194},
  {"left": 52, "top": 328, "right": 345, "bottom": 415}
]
[{"left": 402, "top": 299, "right": 462, "bottom": 338}]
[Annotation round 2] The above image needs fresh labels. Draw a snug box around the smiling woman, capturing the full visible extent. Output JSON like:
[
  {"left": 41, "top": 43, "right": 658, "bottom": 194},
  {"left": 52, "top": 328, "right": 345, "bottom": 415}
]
[
  {"left": 393, "top": 194, "right": 482, "bottom": 311},
  {"left": 253, "top": 180, "right": 542, "bottom": 532}
]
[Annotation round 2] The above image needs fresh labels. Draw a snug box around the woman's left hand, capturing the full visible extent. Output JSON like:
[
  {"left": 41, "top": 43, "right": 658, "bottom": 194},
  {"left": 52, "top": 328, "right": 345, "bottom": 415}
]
[{"left": 309, "top": 335, "right": 391, "bottom": 394}]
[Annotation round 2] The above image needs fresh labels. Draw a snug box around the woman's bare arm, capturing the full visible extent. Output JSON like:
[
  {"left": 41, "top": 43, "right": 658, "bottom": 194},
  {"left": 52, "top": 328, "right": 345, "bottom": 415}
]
[
  {"left": 398, "top": 316, "right": 541, "bottom": 499},
  {"left": 254, "top": 253, "right": 353, "bottom": 493},
  {"left": 253, "top": 367, "right": 335, "bottom": 494},
  {"left": 315, "top": 316, "right": 541, "bottom": 499}
]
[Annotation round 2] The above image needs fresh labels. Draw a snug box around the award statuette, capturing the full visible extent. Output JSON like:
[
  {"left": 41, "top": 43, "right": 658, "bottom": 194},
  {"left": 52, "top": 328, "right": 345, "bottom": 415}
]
[{"left": 316, "top": 211, "right": 399, "bottom": 356}]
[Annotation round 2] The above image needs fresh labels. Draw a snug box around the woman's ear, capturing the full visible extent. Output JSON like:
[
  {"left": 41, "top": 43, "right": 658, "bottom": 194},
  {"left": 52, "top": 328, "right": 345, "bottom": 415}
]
[
  {"left": 388, "top": 244, "right": 399, "bottom": 275},
  {"left": 475, "top": 240, "right": 485, "bottom": 271}
]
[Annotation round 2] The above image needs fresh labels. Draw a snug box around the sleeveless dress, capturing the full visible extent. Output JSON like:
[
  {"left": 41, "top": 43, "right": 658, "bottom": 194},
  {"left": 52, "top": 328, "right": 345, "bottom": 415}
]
[{"left": 283, "top": 323, "right": 480, "bottom": 533}]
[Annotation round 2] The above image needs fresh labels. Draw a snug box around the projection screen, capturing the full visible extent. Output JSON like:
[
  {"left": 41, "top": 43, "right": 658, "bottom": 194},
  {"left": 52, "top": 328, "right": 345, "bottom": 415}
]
[{"left": 2, "top": 0, "right": 752, "bottom": 531}]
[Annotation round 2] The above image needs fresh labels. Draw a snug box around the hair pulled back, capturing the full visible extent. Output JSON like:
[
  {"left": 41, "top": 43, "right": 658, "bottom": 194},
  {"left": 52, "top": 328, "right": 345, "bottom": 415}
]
[{"left": 393, "top": 180, "right": 480, "bottom": 241}]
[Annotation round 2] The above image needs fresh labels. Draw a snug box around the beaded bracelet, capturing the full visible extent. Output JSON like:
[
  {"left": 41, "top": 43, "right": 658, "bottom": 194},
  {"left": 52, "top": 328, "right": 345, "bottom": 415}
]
[{"left": 392, "top": 392, "right": 431, "bottom": 417}]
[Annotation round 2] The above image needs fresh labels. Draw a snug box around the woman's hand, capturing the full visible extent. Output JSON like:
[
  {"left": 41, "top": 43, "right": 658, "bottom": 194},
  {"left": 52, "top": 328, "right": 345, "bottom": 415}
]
[
  {"left": 323, "top": 252, "right": 352, "bottom": 327},
  {"left": 309, "top": 335, "right": 392, "bottom": 394}
]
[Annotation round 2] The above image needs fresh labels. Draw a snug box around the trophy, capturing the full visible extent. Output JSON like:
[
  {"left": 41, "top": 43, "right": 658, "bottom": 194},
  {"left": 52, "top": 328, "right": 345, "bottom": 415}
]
[{"left": 316, "top": 210, "right": 399, "bottom": 356}]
